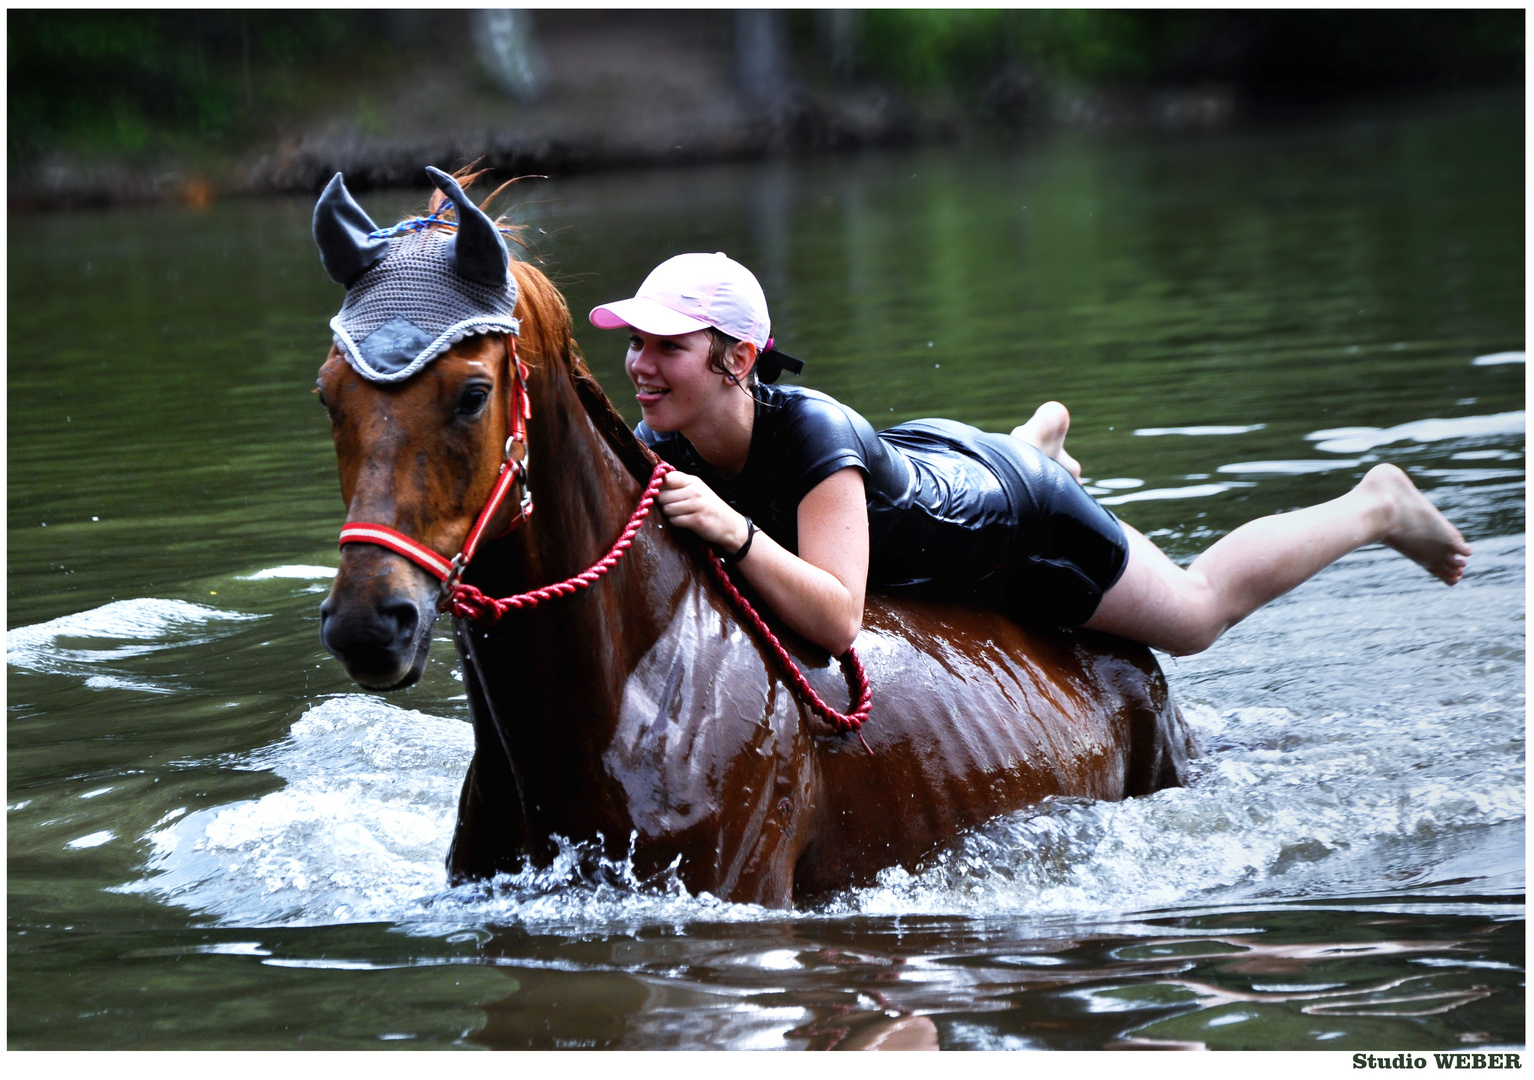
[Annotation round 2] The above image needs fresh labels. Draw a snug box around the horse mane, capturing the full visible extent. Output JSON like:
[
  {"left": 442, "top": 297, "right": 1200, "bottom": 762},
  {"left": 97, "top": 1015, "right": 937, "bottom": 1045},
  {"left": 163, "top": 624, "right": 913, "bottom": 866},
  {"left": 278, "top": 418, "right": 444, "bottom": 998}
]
[{"left": 506, "top": 257, "right": 659, "bottom": 484}]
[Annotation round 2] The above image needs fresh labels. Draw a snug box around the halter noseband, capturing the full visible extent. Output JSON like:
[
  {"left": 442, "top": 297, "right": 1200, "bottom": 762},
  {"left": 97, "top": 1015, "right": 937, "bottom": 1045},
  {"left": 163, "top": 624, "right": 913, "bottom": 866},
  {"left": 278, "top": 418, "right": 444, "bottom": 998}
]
[{"left": 337, "top": 332, "right": 533, "bottom": 609}]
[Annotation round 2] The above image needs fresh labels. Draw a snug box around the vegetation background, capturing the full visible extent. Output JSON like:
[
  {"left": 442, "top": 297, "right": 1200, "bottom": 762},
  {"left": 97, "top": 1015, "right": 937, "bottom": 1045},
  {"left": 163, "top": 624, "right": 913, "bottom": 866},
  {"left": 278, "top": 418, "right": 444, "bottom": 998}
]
[{"left": 8, "top": 9, "right": 1524, "bottom": 207}]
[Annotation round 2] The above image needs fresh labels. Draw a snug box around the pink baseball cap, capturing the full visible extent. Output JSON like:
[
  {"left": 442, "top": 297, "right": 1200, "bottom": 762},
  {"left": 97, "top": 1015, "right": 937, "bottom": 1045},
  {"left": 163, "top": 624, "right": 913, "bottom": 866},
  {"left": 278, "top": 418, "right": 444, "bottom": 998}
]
[{"left": 590, "top": 252, "right": 771, "bottom": 348}]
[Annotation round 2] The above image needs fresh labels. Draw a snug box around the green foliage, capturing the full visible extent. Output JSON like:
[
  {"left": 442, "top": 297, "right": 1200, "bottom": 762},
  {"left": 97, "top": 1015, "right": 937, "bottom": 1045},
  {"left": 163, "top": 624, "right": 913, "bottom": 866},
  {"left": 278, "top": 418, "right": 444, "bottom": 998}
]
[
  {"left": 856, "top": 9, "right": 1180, "bottom": 94},
  {"left": 849, "top": 8, "right": 1522, "bottom": 101},
  {"left": 1003, "top": 9, "right": 1187, "bottom": 84},
  {"left": 10, "top": 9, "right": 1523, "bottom": 168},
  {"left": 7, "top": 11, "right": 391, "bottom": 162},
  {"left": 858, "top": 10, "right": 1009, "bottom": 91}
]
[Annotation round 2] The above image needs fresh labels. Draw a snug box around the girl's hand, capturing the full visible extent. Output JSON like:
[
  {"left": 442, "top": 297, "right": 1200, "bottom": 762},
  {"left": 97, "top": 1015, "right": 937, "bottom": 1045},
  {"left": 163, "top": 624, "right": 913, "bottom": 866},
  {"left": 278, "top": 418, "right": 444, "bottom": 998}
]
[
  {"left": 654, "top": 467, "right": 868, "bottom": 655},
  {"left": 655, "top": 470, "right": 750, "bottom": 552}
]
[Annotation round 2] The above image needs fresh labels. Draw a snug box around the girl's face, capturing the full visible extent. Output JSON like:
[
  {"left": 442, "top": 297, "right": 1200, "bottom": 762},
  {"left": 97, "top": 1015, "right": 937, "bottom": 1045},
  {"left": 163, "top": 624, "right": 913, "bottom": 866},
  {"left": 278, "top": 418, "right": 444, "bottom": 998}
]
[{"left": 624, "top": 328, "right": 727, "bottom": 432}]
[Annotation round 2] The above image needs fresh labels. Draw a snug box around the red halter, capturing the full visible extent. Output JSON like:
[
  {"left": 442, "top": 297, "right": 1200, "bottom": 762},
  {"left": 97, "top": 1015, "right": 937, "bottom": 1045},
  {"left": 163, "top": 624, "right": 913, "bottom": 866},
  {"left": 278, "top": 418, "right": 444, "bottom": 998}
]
[{"left": 336, "top": 334, "right": 873, "bottom": 745}]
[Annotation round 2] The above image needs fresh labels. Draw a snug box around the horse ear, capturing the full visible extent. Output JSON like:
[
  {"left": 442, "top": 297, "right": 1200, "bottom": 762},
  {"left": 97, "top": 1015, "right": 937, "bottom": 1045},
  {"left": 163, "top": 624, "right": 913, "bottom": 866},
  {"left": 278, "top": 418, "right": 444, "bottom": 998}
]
[
  {"left": 425, "top": 166, "right": 510, "bottom": 287},
  {"left": 312, "top": 173, "right": 388, "bottom": 287}
]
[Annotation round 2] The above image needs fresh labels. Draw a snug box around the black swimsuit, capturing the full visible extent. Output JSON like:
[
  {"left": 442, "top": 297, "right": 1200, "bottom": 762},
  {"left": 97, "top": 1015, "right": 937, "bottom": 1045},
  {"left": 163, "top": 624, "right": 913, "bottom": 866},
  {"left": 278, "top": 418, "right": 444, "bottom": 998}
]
[{"left": 637, "top": 384, "right": 1128, "bottom": 627}]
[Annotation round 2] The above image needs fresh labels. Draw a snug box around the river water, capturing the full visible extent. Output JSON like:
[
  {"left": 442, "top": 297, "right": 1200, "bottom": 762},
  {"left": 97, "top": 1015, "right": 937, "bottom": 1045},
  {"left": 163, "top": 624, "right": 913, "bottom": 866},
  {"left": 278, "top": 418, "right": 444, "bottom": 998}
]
[{"left": 8, "top": 90, "right": 1524, "bottom": 1050}]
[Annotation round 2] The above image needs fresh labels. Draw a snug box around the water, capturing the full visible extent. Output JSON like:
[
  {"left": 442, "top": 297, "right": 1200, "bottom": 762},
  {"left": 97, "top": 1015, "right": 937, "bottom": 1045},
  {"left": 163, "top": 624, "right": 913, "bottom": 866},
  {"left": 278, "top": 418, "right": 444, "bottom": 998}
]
[{"left": 8, "top": 90, "right": 1524, "bottom": 1050}]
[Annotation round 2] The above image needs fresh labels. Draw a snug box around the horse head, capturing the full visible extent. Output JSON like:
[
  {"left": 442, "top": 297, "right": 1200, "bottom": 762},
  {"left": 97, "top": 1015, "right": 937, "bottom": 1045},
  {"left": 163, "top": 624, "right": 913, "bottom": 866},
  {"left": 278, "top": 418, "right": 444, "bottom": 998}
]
[
  {"left": 317, "top": 334, "right": 517, "bottom": 688},
  {"left": 313, "top": 167, "right": 536, "bottom": 689}
]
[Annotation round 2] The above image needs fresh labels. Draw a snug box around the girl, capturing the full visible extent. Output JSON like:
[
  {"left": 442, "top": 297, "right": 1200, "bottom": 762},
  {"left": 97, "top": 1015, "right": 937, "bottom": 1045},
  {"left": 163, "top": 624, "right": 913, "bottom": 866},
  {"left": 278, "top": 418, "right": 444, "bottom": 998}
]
[{"left": 590, "top": 252, "right": 1470, "bottom": 657}]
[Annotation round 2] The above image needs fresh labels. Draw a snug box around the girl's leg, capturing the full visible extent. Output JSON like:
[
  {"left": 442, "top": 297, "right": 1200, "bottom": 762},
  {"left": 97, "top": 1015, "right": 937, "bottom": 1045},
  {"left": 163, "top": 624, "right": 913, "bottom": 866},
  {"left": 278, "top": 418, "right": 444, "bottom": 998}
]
[{"left": 1085, "top": 464, "right": 1471, "bottom": 655}]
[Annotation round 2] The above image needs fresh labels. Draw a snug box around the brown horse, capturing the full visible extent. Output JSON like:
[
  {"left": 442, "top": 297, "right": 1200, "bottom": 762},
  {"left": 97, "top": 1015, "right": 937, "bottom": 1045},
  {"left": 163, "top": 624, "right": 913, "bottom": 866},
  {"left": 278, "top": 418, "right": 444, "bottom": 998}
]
[{"left": 316, "top": 223, "right": 1197, "bottom": 907}]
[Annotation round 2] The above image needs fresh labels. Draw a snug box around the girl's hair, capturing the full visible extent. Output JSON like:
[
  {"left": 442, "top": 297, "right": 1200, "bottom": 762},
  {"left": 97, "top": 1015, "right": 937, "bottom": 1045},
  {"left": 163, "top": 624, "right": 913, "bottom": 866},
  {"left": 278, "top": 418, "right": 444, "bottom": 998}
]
[{"left": 705, "top": 327, "right": 758, "bottom": 389}]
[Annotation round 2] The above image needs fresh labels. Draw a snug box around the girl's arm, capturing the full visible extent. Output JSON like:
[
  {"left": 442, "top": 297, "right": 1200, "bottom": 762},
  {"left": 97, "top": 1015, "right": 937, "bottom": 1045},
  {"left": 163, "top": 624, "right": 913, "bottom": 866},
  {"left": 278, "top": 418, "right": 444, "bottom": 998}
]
[{"left": 655, "top": 467, "right": 868, "bottom": 655}]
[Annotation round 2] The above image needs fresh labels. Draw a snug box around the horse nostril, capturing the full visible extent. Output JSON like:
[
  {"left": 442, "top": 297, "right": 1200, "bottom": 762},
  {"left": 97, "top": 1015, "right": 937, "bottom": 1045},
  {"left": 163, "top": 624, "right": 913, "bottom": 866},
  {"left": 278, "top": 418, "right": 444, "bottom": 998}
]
[
  {"left": 380, "top": 598, "right": 420, "bottom": 644},
  {"left": 320, "top": 594, "right": 423, "bottom": 659}
]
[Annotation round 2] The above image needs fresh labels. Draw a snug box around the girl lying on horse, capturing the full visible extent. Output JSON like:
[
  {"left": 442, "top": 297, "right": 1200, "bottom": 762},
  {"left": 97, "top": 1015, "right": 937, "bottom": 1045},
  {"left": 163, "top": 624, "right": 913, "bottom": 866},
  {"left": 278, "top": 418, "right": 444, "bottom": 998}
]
[{"left": 590, "top": 252, "right": 1471, "bottom": 658}]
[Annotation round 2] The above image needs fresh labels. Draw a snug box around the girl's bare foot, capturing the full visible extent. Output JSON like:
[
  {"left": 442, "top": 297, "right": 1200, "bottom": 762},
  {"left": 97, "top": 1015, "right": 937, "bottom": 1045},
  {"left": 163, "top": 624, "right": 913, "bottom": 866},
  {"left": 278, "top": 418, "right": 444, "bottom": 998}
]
[
  {"left": 1363, "top": 463, "right": 1472, "bottom": 585},
  {"left": 1012, "top": 401, "right": 1082, "bottom": 481}
]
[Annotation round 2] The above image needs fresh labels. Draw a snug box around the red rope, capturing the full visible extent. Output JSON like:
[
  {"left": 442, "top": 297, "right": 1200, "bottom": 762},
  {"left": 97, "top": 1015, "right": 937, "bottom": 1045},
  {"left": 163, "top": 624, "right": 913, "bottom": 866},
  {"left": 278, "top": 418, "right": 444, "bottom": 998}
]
[
  {"left": 702, "top": 547, "right": 873, "bottom": 752},
  {"left": 446, "top": 461, "right": 671, "bottom": 623},
  {"left": 448, "top": 459, "right": 874, "bottom": 749}
]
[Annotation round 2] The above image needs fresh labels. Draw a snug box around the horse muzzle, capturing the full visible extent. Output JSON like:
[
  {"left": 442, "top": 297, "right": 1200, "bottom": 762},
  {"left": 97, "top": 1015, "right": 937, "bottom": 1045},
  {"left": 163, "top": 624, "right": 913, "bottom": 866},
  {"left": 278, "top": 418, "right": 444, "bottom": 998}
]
[{"left": 319, "top": 550, "right": 441, "bottom": 690}]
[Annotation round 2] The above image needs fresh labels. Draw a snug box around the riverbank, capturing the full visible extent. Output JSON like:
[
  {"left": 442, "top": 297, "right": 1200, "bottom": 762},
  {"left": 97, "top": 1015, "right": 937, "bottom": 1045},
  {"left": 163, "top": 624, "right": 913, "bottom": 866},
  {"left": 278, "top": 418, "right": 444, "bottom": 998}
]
[
  {"left": 11, "top": 8, "right": 1518, "bottom": 213},
  {"left": 12, "top": 11, "right": 1242, "bottom": 212}
]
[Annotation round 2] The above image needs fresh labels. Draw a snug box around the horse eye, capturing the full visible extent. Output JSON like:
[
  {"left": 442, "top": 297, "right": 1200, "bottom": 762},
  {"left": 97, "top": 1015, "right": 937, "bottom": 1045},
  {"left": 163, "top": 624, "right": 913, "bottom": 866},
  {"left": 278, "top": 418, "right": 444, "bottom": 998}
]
[{"left": 456, "top": 386, "right": 490, "bottom": 417}]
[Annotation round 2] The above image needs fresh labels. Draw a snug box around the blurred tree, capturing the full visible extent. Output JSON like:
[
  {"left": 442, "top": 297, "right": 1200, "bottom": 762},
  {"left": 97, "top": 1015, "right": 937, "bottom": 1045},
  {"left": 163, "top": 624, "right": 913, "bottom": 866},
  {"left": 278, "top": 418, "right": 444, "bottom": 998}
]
[
  {"left": 9, "top": 9, "right": 1522, "bottom": 171},
  {"left": 472, "top": 10, "right": 546, "bottom": 102},
  {"left": 736, "top": 9, "right": 792, "bottom": 106},
  {"left": 815, "top": 10, "right": 858, "bottom": 86},
  {"left": 7, "top": 10, "right": 394, "bottom": 162},
  {"left": 836, "top": 9, "right": 1521, "bottom": 106}
]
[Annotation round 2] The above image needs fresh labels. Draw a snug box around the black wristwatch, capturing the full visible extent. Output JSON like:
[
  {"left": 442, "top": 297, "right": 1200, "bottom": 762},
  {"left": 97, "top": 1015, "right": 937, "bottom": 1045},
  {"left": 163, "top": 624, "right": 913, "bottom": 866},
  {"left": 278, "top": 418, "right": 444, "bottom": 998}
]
[{"left": 721, "top": 518, "right": 757, "bottom": 564}]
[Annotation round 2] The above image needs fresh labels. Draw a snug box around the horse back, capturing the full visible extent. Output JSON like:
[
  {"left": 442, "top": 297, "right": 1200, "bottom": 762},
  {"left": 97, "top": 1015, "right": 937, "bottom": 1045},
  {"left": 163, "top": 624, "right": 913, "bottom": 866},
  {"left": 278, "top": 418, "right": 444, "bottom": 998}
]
[{"left": 789, "top": 596, "right": 1195, "bottom": 900}]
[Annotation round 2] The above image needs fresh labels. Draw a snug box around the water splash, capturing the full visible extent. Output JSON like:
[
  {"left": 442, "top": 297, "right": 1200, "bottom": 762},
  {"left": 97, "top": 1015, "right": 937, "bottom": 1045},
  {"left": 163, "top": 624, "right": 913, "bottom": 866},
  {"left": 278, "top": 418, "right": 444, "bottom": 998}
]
[
  {"left": 7, "top": 598, "right": 262, "bottom": 691},
  {"left": 831, "top": 700, "right": 1523, "bottom": 920},
  {"left": 124, "top": 681, "right": 1522, "bottom": 933},
  {"left": 121, "top": 696, "right": 471, "bottom": 926}
]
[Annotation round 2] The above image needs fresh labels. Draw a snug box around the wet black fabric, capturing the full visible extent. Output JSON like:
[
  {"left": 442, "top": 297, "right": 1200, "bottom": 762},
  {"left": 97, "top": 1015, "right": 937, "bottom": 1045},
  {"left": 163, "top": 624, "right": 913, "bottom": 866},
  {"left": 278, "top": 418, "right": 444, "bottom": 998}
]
[{"left": 636, "top": 384, "right": 1128, "bottom": 627}]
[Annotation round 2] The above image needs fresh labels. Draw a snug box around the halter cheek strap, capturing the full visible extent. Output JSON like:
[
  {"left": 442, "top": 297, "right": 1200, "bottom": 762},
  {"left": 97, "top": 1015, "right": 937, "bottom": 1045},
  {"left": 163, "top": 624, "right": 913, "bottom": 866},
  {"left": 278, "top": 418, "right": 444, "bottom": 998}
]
[{"left": 338, "top": 333, "right": 533, "bottom": 604}]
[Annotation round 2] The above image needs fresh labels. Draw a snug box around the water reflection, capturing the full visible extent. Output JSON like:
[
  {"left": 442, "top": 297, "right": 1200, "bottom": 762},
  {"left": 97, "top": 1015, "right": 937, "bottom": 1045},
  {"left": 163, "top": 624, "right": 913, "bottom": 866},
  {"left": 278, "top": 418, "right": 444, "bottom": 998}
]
[{"left": 448, "top": 906, "right": 1519, "bottom": 1049}]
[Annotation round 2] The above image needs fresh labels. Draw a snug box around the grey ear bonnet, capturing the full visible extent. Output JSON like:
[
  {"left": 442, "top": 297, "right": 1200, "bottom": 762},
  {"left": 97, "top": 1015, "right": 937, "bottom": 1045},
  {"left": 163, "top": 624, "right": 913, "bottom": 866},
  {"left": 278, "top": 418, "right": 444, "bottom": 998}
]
[{"left": 313, "top": 166, "right": 520, "bottom": 383}]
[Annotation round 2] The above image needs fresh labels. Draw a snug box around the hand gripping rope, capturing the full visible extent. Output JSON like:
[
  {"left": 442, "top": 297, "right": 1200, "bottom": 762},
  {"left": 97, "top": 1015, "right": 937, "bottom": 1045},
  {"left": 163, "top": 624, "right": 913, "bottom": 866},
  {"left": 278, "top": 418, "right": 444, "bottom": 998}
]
[{"left": 336, "top": 340, "right": 874, "bottom": 747}]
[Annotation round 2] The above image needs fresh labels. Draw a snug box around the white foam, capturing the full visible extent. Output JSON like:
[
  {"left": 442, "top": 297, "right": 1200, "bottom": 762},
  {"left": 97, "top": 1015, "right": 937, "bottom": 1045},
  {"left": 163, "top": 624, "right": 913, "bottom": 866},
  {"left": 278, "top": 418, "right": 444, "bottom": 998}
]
[
  {"left": 127, "top": 686, "right": 1523, "bottom": 931},
  {"left": 123, "top": 695, "right": 474, "bottom": 927},
  {"left": 1216, "top": 459, "right": 1366, "bottom": 475},
  {"left": 1471, "top": 351, "right": 1525, "bottom": 366},
  {"left": 67, "top": 830, "right": 115, "bottom": 849},
  {"left": 84, "top": 674, "right": 176, "bottom": 694},
  {"left": 238, "top": 565, "right": 337, "bottom": 581},
  {"left": 7, "top": 598, "right": 261, "bottom": 680},
  {"left": 831, "top": 701, "right": 1525, "bottom": 920},
  {"left": 1134, "top": 424, "right": 1266, "bottom": 437}
]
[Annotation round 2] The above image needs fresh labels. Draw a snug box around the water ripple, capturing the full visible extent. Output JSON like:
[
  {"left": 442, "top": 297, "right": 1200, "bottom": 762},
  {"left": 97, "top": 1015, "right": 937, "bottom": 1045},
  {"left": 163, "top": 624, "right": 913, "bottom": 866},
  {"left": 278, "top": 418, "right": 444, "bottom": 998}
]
[
  {"left": 7, "top": 598, "right": 262, "bottom": 691},
  {"left": 1309, "top": 412, "right": 1525, "bottom": 454}
]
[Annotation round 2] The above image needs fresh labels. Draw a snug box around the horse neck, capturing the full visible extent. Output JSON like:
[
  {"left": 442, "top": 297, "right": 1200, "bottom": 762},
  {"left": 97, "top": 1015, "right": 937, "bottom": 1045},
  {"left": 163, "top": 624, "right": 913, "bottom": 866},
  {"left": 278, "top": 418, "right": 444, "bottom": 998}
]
[
  {"left": 519, "top": 348, "right": 667, "bottom": 595},
  {"left": 458, "top": 340, "right": 699, "bottom": 827}
]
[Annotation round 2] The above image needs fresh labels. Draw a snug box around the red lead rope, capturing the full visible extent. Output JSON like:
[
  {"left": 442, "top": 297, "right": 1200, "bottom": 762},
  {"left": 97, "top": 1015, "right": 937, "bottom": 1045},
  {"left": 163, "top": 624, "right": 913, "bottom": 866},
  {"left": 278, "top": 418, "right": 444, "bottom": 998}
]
[
  {"left": 444, "top": 462, "right": 669, "bottom": 621},
  {"left": 444, "top": 461, "right": 874, "bottom": 748},
  {"left": 700, "top": 541, "right": 874, "bottom": 750}
]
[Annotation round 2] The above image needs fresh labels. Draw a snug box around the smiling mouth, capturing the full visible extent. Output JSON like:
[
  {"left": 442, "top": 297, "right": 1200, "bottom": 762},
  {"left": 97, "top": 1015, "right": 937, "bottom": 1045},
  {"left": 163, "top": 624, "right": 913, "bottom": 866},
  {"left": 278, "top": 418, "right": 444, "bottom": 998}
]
[{"left": 636, "top": 385, "right": 670, "bottom": 399}]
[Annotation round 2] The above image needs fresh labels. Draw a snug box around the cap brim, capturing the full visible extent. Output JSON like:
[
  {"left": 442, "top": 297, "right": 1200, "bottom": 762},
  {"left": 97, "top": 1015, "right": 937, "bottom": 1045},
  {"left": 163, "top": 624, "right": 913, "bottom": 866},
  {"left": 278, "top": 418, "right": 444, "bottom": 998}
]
[{"left": 589, "top": 296, "right": 712, "bottom": 337}]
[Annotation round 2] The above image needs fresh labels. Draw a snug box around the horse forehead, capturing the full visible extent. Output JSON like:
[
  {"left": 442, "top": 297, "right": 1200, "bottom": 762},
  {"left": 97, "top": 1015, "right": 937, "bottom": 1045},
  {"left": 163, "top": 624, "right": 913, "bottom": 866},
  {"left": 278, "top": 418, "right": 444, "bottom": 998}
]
[
  {"left": 443, "top": 335, "right": 507, "bottom": 366},
  {"left": 330, "top": 353, "right": 482, "bottom": 394}
]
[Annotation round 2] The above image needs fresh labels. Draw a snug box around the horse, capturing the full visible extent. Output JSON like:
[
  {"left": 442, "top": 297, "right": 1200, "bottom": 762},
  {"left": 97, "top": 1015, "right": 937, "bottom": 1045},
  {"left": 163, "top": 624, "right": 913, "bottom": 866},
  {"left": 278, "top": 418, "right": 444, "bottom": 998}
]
[{"left": 315, "top": 187, "right": 1198, "bottom": 908}]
